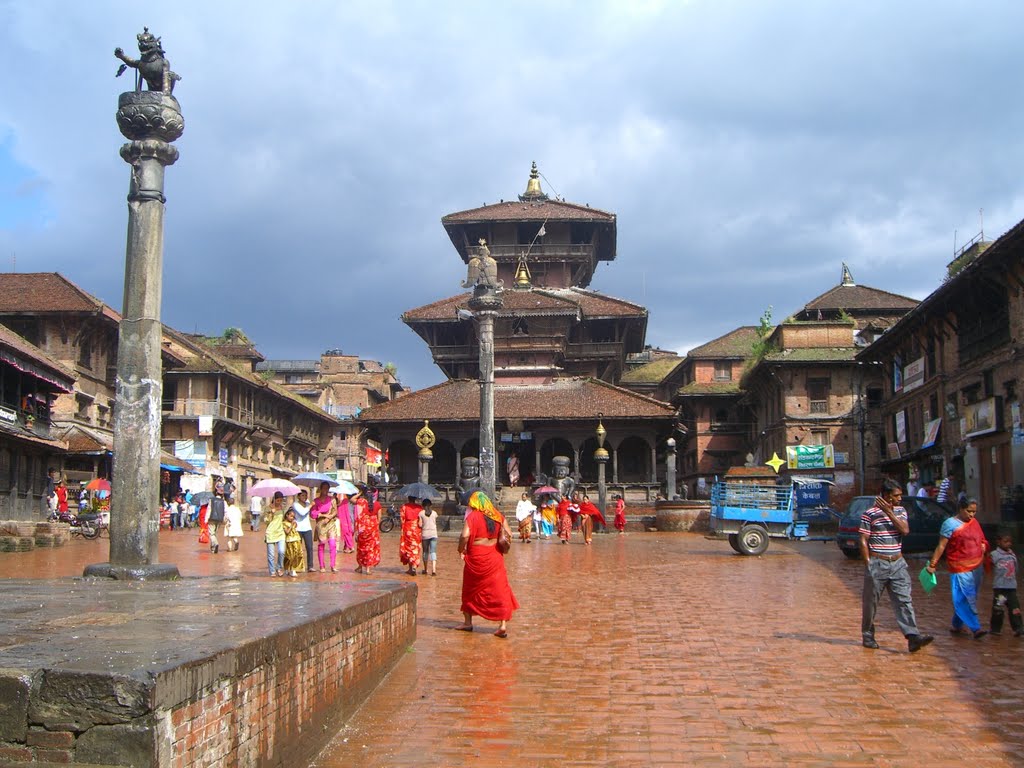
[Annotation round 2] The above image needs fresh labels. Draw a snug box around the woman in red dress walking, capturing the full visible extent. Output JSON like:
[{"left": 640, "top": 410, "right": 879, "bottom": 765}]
[
  {"left": 399, "top": 496, "right": 423, "bottom": 576},
  {"left": 354, "top": 488, "right": 381, "bottom": 574},
  {"left": 456, "top": 491, "right": 519, "bottom": 637}
]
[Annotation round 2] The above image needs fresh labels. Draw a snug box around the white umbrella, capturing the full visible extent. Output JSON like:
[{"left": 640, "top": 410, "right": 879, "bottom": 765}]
[
  {"left": 249, "top": 478, "right": 303, "bottom": 498},
  {"left": 329, "top": 479, "right": 359, "bottom": 496}
]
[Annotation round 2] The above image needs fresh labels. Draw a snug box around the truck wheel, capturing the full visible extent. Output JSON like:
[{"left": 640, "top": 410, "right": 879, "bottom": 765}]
[
  {"left": 736, "top": 524, "right": 769, "bottom": 556},
  {"left": 727, "top": 534, "right": 742, "bottom": 553}
]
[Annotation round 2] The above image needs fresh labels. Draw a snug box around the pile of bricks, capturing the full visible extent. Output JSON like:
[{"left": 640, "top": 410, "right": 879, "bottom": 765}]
[{"left": 0, "top": 521, "right": 69, "bottom": 552}]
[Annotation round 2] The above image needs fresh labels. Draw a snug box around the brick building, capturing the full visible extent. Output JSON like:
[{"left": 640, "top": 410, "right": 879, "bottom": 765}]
[
  {"left": 256, "top": 349, "right": 406, "bottom": 479},
  {"left": 0, "top": 324, "right": 74, "bottom": 518},
  {"left": 857, "top": 226, "right": 1024, "bottom": 529}
]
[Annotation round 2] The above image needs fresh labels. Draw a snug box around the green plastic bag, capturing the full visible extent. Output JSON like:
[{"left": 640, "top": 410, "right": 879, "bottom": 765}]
[{"left": 919, "top": 565, "right": 937, "bottom": 593}]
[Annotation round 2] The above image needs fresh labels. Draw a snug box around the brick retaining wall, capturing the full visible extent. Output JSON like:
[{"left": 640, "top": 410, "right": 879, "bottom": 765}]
[{"left": 0, "top": 578, "right": 416, "bottom": 767}]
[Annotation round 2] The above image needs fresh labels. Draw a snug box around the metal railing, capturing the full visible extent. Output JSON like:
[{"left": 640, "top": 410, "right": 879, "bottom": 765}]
[{"left": 163, "top": 399, "right": 254, "bottom": 426}]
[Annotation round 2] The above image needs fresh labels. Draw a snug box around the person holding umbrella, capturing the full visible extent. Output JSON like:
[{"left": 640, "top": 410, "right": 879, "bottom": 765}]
[{"left": 264, "top": 492, "right": 286, "bottom": 576}]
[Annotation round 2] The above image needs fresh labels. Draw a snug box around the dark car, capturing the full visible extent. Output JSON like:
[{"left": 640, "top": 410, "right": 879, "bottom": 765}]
[{"left": 836, "top": 495, "right": 953, "bottom": 558}]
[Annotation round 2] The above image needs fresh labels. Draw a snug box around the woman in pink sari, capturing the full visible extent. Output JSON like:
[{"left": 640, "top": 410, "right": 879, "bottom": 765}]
[
  {"left": 310, "top": 482, "right": 339, "bottom": 572},
  {"left": 338, "top": 492, "right": 356, "bottom": 553},
  {"left": 456, "top": 491, "right": 519, "bottom": 637}
]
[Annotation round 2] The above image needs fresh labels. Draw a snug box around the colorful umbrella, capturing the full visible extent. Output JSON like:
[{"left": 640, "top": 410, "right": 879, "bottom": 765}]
[
  {"left": 85, "top": 478, "right": 111, "bottom": 492},
  {"left": 533, "top": 485, "right": 558, "bottom": 495},
  {"left": 248, "top": 478, "right": 303, "bottom": 498}
]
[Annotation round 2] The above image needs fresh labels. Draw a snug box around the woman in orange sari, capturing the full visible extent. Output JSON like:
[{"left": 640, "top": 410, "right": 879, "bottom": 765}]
[
  {"left": 354, "top": 488, "right": 381, "bottom": 574},
  {"left": 926, "top": 496, "right": 989, "bottom": 638},
  {"left": 456, "top": 491, "right": 519, "bottom": 637},
  {"left": 399, "top": 496, "right": 423, "bottom": 576}
]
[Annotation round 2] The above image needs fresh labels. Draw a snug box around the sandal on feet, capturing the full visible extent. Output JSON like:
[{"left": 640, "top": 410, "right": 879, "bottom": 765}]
[{"left": 494, "top": 628, "right": 508, "bottom": 639}]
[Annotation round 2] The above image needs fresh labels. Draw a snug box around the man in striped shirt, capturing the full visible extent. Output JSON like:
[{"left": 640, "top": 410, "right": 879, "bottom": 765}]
[{"left": 860, "top": 478, "right": 934, "bottom": 653}]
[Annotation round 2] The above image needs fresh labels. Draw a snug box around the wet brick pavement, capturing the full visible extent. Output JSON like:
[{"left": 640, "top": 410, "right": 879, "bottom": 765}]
[{"left": 2, "top": 529, "right": 1023, "bottom": 766}]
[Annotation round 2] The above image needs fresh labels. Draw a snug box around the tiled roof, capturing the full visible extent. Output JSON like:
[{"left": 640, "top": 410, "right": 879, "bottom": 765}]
[
  {"left": 0, "top": 324, "right": 76, "bottom": 391},
  {"left": 686, "top": 327, "right": 760, "bottom": 359},
  {"left": 675, "top": 381, "right": 743, "bottom": 397},
  {"left": 162, "top": 328, "right": 336, "bottom": 422},
  {"left": 443, "top": 199, "right": 615, "bottom": 224},
  {"left": 763, "top": 348, "right": 859, "bottom": 363},
  {"left": 359, "top": 378, "right": 674, "bottom": 423},
  {"left": 0, "top": 420, "right": 67, "bottom": 451},
  {"left": 0, "top": 273, "right": 105, "bottom": 313},
  {"left": 619, "top": 356, "right": 683, "bottom": 385},
  {"left": 60, "top": 425, "right": 112, "bottom": 454},
  {"left": 801, "top": 284, "right": 917, "bottom": 313},
  {"left": 403, "top": 288, "right": 645, "bottom": 323}
]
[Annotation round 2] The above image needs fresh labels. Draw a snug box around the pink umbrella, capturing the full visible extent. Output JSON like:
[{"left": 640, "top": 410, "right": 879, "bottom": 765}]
[
  {"left": 85, "top": 478, "right": 111, "bottom": 492},
  {"left": 533, "top": 485, "right": 558, "bottom": 495},
  {"left": 248, "top": 478, "right": 303, "bottom": 498}
]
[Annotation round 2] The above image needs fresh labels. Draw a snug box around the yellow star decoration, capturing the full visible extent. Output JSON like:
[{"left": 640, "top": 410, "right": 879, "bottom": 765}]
[{"left": 765, "top": 452, "right": 786, "bottom": 474}]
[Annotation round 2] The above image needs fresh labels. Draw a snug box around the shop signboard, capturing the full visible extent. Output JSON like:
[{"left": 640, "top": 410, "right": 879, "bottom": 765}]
[
  {"left": 895, "top": 410, "right": 907, "bottom": 445},
  {"left": 963, "top": 397, "right": 1003, "bottom": 439},
  {"left": 902, "top": 357, "right": 925, "bottom": 392},
  {"left": 786, "top": 444, "right": 835, "bottom": 469},
  {"left": 921, "top": 418, "right": 942, "bottom": 449},
  {"left": 0, "top": 405, "right": 16, "bottom": 425}
]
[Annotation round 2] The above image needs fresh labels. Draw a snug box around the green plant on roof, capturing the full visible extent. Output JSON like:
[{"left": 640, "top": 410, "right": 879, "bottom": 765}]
[
  {"left": 384, "top": 362, "right": 398, "bottom": 376},
  {"left": 749, "top": 305, "right": 776, "bottom": 365},
  {"left": 837, "top": 308, "right": 853, "bottom": 324}
]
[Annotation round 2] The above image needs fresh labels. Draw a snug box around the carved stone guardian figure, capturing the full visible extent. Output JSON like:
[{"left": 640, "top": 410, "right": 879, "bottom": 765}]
[
  {"left": 552, "top": 455, "right": 576, "bottom": 501},
  {"left": 456, "top": 456, "right": 482, "bottom": 503}
]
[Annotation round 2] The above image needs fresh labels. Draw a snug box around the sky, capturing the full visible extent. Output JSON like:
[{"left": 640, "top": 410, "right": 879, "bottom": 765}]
[{"left": 3, "top": 1, "right": 1024, "bottom": 390}]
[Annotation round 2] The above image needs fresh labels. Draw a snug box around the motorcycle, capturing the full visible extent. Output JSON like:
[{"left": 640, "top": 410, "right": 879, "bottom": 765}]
[{"left": 48, "top": 509, "right": 102, "bottom": 539}]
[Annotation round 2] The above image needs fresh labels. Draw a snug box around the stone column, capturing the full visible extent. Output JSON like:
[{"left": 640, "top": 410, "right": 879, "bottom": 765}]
[
  {"left": 666, "top": 438, "right": 677, "bottom": 499},
  {"left": 595, "top": 417, "right": 609, "bottom": 519},
  {"left": 85, "top": 89, "right": 183, "bottom": 580},
  {"left": 469, "top": 287, "right": 502, "bottom": 500}
]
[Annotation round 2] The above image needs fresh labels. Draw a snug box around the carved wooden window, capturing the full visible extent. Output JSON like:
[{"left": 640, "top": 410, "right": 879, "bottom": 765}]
[
  {"left": 713, "top": 361, "right": 732, "bottom": 381},
  {"left": 808, "top": 378, "right": 830, "bottom": 414}
]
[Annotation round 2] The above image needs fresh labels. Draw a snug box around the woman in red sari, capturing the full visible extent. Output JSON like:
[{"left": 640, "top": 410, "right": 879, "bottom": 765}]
[
  {"left": 354, "top": 488, "right": 381, "bottom": 574},
  {"left": 399, "top": 496, "right": 423, "bottom": 576},
  {"left": 456, "top": 491, "right": 518, "bottom": 637},
  {"left": 926, "top": 496, "right": 989, "bottom": 638}
]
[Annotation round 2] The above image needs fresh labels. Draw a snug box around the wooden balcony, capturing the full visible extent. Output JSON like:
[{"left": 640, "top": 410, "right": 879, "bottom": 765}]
[
  {"left": 163, "top": 399, "right": 253, "bottom": 428},
  {"left": 488, "top": 243, "right": 594, "bottom": 262}
]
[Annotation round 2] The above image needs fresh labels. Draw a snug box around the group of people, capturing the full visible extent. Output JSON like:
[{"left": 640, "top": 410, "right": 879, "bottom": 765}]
[
  {"left": 260, "top": 482, "right": 384, "bottom": 577},
  {"left": 860, "top": 478, "right": 1021, "bottom": 655},
  {"left": 397, "top": 497, "right": 440, "bottom": 576},
  {"left": 513, "top": 491, "right": 628, "bottom": 543}
]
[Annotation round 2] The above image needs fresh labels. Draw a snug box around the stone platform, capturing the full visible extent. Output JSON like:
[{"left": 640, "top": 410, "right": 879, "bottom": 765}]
[{"left": 0, "top": 576, "right": 416, "bottom": 767}]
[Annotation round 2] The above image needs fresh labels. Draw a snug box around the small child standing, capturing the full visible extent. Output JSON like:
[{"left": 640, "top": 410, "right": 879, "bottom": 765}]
[
  {"left": 990, "top": 531, "right": 1023, "bottom": 636},
  {"left": 282, "top": 509, "right": 306, "bottom": 578}
]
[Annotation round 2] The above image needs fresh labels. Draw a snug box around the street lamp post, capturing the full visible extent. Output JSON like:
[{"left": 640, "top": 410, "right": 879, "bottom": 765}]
[{"left": 666, "top": 437, "right": 677, "bottom": 499}]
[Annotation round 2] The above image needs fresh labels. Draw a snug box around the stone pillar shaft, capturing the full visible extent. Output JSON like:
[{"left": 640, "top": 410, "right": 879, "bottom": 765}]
[{"left": 477, "top": 310, "right": 497, "bottom": 499}]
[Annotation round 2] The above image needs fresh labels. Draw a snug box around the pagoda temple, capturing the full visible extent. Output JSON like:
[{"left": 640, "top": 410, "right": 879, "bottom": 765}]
[{"left": 358, "top": 165, "right": 676, "bottom": 499}]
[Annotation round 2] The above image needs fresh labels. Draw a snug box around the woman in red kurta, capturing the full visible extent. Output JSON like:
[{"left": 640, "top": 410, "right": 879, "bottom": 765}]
[
  {"left": 556, "top": 497, "right": 573, "bottom": 543},
  {"left": 614, "top": 495, "right": 627, "bottom": 533},
  {"left": 399, "top": 497, "right": 423, "bottom": 575},
  {"left": 456, "top": 491, "right": 519, "bottom": 637},
  {"left": 354, "top": 491, "right": 381, "bottom": 574}
]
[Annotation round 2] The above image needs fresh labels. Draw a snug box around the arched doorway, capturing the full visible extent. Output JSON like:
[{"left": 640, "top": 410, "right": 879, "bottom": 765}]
[
  {"left": 387, "top": 439, "right": 417, "bottom": 487},
  {"left": 578, "top": 436, "right": 600, "bottom": 484},
  {"left": 431, "top": 439, "right": 458, "bottom": 485},
  {"left": 617, "top": 435, "right": 651, "bottom": 482}
]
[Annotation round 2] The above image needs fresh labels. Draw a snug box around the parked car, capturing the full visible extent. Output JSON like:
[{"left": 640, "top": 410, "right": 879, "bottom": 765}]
[{"left": 836, "top": 495, "right": 953, "bottom": 558}]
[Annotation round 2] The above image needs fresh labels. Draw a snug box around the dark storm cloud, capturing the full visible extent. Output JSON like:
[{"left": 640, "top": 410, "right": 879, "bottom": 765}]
[{"left": 3, "top": 1, "right": 1024, "bottom": 388}]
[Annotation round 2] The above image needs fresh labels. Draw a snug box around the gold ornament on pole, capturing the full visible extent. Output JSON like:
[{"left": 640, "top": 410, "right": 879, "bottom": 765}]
[
  {"left": 416, "top": 419, "right": 436, "bottom": 460},
  {"left": 594, "top": 413, "right": 609, "bottom": 461}
]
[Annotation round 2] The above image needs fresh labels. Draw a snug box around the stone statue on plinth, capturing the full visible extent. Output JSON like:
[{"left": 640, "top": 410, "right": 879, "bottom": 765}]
[
  {"left": 115, "top": 27, "right": 181, "bottom": 94},
  {"left": 551, "top": 455, "right": 576, "bottom": 501},
  {"left": 456, "top": 456, "right": 481, "bottom": 504}
]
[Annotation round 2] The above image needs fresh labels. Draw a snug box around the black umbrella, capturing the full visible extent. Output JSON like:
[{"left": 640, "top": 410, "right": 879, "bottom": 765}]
[
  {"left": 189, "top": 491, "right": 215, "bottom": 506},
  {"left": 397, "top": 482, "right": 442, "bottom": 500}
]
